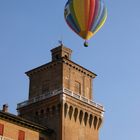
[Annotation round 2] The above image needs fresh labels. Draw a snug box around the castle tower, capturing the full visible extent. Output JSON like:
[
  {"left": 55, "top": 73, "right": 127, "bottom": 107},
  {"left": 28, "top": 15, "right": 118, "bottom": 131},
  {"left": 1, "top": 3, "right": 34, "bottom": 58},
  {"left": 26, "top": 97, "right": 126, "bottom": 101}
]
[{"left": 17, "top": 45, "right": 104, "bottom": 140}]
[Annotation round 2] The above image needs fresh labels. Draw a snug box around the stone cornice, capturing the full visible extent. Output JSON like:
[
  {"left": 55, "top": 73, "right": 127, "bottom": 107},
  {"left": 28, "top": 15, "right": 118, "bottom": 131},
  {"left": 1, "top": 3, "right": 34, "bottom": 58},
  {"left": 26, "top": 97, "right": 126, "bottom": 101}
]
[
  {"left": 25, "top": 61, "right": 61, "bottom": 77},
  {"left": 25, "top": 58, "right": 96, "bottom": 78},
  {"left": 61, "top": 57, "right": 97, "bottom": 78}
]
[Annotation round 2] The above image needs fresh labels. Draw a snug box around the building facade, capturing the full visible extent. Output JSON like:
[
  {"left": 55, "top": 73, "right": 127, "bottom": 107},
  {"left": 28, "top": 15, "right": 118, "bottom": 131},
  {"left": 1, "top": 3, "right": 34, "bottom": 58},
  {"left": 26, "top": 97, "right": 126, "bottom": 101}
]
[
  {"left": 0, "top": 105, "right": 52, "bottom": 140},
  {"left": 0, "top": 45, "right": 104, "bottom": 140}
]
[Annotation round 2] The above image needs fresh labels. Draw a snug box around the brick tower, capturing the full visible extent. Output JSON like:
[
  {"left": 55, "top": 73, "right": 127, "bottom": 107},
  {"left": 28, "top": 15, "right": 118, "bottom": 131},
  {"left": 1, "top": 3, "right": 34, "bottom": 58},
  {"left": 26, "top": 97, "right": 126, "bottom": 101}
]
[{"left": 17, "top": 45, "right": 104, "bottom": 140}]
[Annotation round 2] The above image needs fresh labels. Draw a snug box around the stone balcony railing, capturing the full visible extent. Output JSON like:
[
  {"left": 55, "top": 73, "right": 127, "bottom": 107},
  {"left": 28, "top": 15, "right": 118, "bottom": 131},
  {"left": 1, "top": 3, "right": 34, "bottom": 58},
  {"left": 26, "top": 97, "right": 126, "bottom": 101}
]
[
  {"left": 17, "top": 88, "right": 104, "bottom": 111},
  {"left": 0, "top": 136, "right": 13, "bottom": 140}
]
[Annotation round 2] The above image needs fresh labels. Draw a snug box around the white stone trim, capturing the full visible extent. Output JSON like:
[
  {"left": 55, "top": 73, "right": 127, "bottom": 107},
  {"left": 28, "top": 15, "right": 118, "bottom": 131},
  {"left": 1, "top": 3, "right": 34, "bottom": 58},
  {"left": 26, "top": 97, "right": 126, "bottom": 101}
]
[
  {"left": 17, "top": 88, "right": 104, "bottom": 111},
  {"left": 0, "top": 136, "right": 14, "bottom": 140}
]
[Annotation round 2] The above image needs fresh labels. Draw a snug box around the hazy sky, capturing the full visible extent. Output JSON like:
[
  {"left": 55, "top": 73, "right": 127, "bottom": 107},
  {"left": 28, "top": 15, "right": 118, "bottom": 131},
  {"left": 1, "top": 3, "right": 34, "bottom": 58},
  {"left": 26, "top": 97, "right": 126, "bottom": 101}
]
[{"left": 0, "top": 0, "right": 140, "bottom": 140}]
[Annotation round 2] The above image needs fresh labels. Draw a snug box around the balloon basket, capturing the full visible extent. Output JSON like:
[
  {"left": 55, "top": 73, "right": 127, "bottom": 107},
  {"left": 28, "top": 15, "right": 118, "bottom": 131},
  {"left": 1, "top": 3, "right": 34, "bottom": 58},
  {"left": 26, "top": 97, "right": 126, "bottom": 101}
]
[{"left": 84, "top": 41, "right": 88, "bottom": 47}]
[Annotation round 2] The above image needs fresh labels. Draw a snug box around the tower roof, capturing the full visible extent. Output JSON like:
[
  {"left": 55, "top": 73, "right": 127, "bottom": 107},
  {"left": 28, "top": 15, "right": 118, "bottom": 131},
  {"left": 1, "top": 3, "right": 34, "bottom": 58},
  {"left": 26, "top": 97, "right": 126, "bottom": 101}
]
[
  {"left": 25, "top": 45, "right": 96, "bottom": 78},
  {"left": 51, "top": 44, "right": 72, "bottom": 61}
]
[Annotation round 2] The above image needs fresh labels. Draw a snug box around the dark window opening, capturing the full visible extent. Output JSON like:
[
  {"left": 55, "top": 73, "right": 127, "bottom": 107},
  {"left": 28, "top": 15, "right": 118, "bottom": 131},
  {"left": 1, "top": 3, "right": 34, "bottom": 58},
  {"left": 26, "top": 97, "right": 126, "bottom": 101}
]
[
  {"left": 39, "top": 137, "right": 45, "bottom": 140},
  {"left": 65, "top": 55, "right": 68, "bottom": 59},
  {"left": 55, "top": 55, "right": 59, "bottom": 59},
  {"left": 41, "top": 109, "right": 44, "bottom": 115},
  {"left": 35, "top": 111, "right": 39, "bottom": 116}
]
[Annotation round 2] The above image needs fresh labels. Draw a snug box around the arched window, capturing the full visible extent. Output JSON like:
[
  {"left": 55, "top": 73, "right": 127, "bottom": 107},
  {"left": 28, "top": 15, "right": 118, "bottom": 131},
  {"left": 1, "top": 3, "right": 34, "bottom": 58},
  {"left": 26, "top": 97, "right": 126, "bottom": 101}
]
[{"left": 65, "top": 55, "right": 68, "bottom": 59}]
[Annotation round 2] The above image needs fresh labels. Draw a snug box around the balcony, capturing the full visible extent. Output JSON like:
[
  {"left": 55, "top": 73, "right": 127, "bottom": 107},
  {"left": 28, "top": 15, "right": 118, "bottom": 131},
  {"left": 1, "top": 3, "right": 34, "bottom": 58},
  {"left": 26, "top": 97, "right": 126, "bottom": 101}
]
[
  {"left": 63, "top": 88, "right": 104, "bottom": 110},
  {"left": 17, "top": 88, "right": 104, "bottom": 111},
  {"left": 0, "top": 136, "right": 13, "bottom": 140},
  {"left": 17, "top": 89, "right": 62, "bottom": 109}
]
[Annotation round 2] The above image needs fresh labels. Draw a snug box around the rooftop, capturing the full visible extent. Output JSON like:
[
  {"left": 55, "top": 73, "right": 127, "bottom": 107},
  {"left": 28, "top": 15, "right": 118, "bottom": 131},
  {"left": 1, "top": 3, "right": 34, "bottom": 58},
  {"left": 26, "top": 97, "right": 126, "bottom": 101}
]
[{"left": 0, "top": 110, "right": 52, "bottom": 134}]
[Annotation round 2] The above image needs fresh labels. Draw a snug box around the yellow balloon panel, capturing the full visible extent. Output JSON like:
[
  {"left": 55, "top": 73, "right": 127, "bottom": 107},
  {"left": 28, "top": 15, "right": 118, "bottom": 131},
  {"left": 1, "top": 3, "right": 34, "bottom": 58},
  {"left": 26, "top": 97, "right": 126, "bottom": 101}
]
[{"left": 73, "top": 0, "right": 86, "bottom": 31}]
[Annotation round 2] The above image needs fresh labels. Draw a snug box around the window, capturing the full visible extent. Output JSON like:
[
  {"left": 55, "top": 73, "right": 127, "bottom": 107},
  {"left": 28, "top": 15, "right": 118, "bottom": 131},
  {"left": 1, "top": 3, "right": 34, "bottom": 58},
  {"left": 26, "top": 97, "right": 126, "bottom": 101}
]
[
  {"left": 64, "top": 52, "right": 69, "bottom": 59},
  {"left": 18, "top": 130, "right": 25, "bottom": 140},
  {"left": 39, "top": 137, "right": 45, "bottom": 140},
  {"left": 35, "top": 111, "right": 39, "bottom": 116},
  {"left": 0, "top": 123, "right": 4, "bottom": 136},
  {"left": 75, "top": 81, "right": 81, "bottom": 94},
  {"left": 53, "top": 54, "right": 59, "bottom": 60},
  {"left": 42, "top": 80, "right": 50, "bottom": 93},
  {"left": 65, "top": 55, "right": 68, "bottom": 59},
  {"left": 55, "top": 55, "right": 59, "bottom": 59},
  {"left": 65, "top": 77, "right": 69, "bottom": 88},
  {"left": 40, "top": 109, "right": 44, "bottom": 115}
]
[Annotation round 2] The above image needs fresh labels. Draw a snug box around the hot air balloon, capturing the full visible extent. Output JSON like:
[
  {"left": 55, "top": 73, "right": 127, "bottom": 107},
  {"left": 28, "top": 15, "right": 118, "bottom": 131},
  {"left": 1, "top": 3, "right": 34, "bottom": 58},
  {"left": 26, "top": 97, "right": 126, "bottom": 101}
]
[{"left": 64, "top": 0, "right": 107, "bottom": 47}]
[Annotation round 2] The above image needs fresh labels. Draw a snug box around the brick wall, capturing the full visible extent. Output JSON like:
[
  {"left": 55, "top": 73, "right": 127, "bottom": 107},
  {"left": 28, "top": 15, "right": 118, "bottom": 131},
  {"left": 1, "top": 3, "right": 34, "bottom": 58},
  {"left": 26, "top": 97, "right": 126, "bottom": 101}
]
[{"left": 0, "top": 119, "right": 48, "bottom": 140}]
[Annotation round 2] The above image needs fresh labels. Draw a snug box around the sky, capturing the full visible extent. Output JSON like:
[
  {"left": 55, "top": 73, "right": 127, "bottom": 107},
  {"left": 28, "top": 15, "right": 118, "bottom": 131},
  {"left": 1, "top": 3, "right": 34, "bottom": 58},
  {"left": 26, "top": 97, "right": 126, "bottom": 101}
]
[{"left": 0, "top": 0, "right": 140, "bottom": 140}]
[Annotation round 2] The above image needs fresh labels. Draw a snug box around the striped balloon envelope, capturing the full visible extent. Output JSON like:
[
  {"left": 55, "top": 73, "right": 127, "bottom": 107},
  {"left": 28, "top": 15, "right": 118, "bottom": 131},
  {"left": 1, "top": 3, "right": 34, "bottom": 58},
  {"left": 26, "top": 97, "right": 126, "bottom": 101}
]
[{"left": 64, "top": 0, "right": 107, "bottom": 47}]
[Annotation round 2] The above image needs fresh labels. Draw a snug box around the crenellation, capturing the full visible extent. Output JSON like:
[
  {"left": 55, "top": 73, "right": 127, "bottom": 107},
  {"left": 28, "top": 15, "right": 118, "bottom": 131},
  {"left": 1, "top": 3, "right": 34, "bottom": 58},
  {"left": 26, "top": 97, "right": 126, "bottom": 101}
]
[
  {"left": 97, "top": 118, "right": 103, "bottom": 130},
  {"left": 84, "top": 112, "right": 88, "bottom": 126},
  {"left": 79, "top": 110, "right": 84, "bottom": 124},
  {"left": 68, "top": 106, "right": 73, "bottom": 120},
  {"left": 63, "top": 102, "right": 103, "bottom": 131},
  {"left": 74, "top": 108, "right": 78, "bottom": 122},
  {"left": 93, "top": 116, "right": 98, "bottom": 129},
  {"left": 89, "top": 114, "right": 93, "bottom": 128}
]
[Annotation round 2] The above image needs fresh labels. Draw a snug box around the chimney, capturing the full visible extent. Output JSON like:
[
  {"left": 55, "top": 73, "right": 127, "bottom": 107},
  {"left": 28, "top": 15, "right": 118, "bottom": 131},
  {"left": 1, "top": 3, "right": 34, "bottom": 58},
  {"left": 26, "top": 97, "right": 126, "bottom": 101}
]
[{"left": 2, "top": 104, "right": 8, "bottom": 113}]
